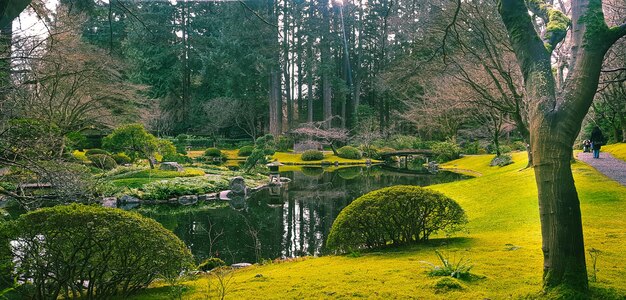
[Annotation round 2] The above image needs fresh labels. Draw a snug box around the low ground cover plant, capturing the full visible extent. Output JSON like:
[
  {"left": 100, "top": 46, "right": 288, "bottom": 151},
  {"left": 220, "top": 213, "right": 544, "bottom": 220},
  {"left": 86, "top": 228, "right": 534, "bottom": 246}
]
[{"left": 327, "top": 185, "right": 467, "bottom": 252}]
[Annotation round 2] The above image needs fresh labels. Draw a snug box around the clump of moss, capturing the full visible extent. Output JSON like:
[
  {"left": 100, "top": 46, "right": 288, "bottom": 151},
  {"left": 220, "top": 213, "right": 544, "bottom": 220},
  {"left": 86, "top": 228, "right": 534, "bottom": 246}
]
[{"left": 434, "top": 277, "right": 464, "bottom": 292}]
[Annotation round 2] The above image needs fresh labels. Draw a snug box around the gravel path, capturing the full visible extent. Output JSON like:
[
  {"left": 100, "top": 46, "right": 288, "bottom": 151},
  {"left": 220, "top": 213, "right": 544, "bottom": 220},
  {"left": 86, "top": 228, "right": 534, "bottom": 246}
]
[{"left": 576, "top": 152, "right": 626, "bottom": 186}]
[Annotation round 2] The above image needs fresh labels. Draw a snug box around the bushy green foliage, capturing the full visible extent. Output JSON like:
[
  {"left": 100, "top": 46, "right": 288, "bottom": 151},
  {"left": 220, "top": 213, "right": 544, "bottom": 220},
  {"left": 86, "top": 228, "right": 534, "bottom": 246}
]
[
  {"left": 89, "top": 154, "right": 118, "bottom": 170},
  {"left": 301, "top": 150, "right": 324, "bottom": 161},
  {"left": 1, "top": 204, "right": 193, "bottom": 299},
  {"left": 198, "top": 257, "right": 226, "bottom": 272},
  {"left": 238, "top": 146, "right": 254, "bottom": 157},
  {"left": 163, "top": 153, "right": 193, "bottom": 164},
  {"left": 490, "top": 154, "right": 513, "bottom": 167},
  {"left": 498, "top": 145, "right": 512, "bottom": 154},
  {"left": 337, "top": 146, "right": 362, "bottom": 159},
  {"left": 111, "top": 152, "right": 132, "bottom": 165},
  {"left": 276, "top": 136, "right": 293, "bottom": 152},
  {"left": 378, "top": 135, "right": 429, "bottom": 150},
  {"left": 129, "top": 177, "right": 229, "bottom": 200},
  {"left": 85, "top": 148, "right": 111, "bottom": 157},
  {"left": 204, "top": 148, "right": 223, "bottom": 158},
  {"left": 65, "top": 131, "right": 88, "bottom": 150},
  {"left": 431, "top": 141, "right": 461, "bottom": 162},
  {"left": 327, "top": 186, "right": 467, "bottom": 252},
  {"left": 512, "top": 141, "right": 528, "bottom": 151},
  {"left": 462, "top": 141, "right": 481, "bottom": 155},
  {"left": 102, "top": 124, "right": 158, "bottom": 162}
]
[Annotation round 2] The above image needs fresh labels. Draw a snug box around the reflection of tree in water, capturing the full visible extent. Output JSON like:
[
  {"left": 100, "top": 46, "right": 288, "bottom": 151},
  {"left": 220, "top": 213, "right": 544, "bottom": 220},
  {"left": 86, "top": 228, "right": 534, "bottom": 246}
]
[{"left": 149, "top": 167, "right": 467, "bottom": 264}]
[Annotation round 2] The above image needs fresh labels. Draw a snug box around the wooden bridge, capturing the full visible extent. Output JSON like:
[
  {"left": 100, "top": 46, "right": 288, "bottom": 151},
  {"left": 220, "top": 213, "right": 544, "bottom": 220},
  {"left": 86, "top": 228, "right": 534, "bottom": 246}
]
[{"left": 380, "top": 149, "right": 434, "bottom": 169}]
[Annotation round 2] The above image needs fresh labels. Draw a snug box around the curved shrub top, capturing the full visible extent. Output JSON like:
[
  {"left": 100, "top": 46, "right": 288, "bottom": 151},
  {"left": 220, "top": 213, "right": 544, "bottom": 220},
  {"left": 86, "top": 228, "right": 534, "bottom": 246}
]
[
  {"left": 1, "top": 204, "right": 193, "bottom": 299},
  {"left": 337, "top": 146, "right": 362, "bottom": 159},
  {"left": 327, "top": 185, "right": 467, "bottom": 252},
  {"left": 301, "top": 150, "right": 324, "bottom": 161}
]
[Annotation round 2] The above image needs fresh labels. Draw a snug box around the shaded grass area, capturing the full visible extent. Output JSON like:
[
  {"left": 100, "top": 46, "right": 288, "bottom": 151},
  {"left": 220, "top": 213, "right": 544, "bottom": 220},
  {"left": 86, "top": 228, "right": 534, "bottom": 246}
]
[
  {"left": 602, "top": 143, "right": 626, "bottom": 162},
  {"left": 126, "top": 152, "right": 626, "bottom": 299}
]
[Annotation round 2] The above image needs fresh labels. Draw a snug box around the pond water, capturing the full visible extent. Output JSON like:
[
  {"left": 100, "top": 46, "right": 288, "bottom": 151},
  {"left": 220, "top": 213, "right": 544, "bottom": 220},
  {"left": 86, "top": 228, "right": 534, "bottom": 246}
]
[{"left": 144, "top": 166, "right": 469, "bottom": 264}]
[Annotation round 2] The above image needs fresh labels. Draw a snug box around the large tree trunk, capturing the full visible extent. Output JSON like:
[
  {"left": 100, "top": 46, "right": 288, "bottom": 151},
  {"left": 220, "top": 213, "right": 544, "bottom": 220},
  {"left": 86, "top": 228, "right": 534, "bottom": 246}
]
[
  {"left": 499, "top": 0, "right": 626, "bottom": 294},
  {"left": 0, "top": 23, "right": 12, "bottom": 103}
]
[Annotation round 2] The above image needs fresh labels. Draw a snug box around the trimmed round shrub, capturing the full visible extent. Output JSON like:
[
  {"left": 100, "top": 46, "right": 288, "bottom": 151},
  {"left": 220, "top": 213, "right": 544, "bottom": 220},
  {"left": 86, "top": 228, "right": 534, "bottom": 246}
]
[
  {"left": 1, "top": 204, "right": 193, "bottom": 299},
  {"left": 301, "top": 150, "right": 324, "bottom": 161},
  {"left": 85, "top": 148, "right": 110, "bottom": 157},
  {"left": 238, "top": 146, "right": 254, "bottom": 157},
  {"left": 198, "top": 257, "right": 226, "bottom": 272},
  {"left": 112, "top": 152, "right": 132, "bottom": 165},
  {"left": 337, "top": 146, "right": 362, "bottom": 159},
  {"left": 431, "top": 141, "right": 461, "bottom": 163},
  {"left": 163, "top": 153, "right": 193, "bottom": 164},
  {"left": 89, "top": 154, "right": 117, "bottom": 170},
  {"left": 204, "top": 147, "right": 223, "bottom": 157},
  {"left": 327, "top": 186, "right": 467, "bottom": 252}
]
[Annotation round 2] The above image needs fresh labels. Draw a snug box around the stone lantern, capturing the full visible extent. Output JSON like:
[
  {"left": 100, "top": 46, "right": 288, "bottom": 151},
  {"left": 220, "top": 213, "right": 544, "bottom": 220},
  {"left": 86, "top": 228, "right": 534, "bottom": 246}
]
[{"left": 266, "top": 161, "right": 284, "bottom": 184}]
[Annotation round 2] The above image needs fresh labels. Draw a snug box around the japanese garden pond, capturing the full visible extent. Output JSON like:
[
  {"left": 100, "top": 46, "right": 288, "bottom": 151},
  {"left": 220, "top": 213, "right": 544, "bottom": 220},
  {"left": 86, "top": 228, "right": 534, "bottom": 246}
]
[{"left": 141, "top": 165, "right": 470, "bottom": 264}]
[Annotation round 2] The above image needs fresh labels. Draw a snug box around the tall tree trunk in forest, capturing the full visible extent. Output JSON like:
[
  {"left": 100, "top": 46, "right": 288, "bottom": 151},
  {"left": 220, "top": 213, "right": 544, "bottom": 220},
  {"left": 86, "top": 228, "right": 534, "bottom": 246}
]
[
  {"left": 320, "top": 0, "right": 332, "bottom": 129},
  {"left": 269, "top": 68, "right": 282, "bottom": 136},
  {"left": 0, "top": 23, "right": 12, "bottom": 103},
  {"left": 282, "top": 0, "right": 292, "bottom": 131},
  {"left": 498, "top": 0, "right": 626, "bottom": 293}
]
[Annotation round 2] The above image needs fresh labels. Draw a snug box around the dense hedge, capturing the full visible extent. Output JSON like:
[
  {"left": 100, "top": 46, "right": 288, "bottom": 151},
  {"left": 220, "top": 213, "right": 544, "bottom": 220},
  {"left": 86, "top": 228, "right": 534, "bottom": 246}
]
[
  {"left": 327, "top": 186, "right": 467, "bottom": 252},
  {"left": 111, "top": 152, "right": 132, "bottom": 164},
  {"left": 301, "top": 150, "right": 324, "bottom": 161},
  {"left": 1, "top": 204, "right": 193, "bottom": 299},
  {"left": 89, "top": 154, "right": 118, "bottom": 170},
  {"left": 337, "top": 146, "right": 362, "bottom": 159},
  {"left": 238, "top": 145, "right": 254, "bottom": 157},
  {"left": 431, "top": 141, "right": 461, "bottom": 163},
  {"left": 198, "top": 257, "right": 226, "bottom": 272},
  {"left": 204, "top": 147, "right": 223, "bottom": 157},
  {"left": 85, "top": 148, "right": 111, "bottom": 157}
]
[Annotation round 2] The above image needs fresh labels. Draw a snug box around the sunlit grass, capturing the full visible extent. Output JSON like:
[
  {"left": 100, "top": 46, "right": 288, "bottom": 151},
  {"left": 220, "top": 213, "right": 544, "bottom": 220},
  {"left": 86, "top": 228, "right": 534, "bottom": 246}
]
[
  {"left": 126, "top": 152, "right": 626, "bottom": 299},
  {"left": 602, "top": 143, "right": 626, "bottom": 162}
]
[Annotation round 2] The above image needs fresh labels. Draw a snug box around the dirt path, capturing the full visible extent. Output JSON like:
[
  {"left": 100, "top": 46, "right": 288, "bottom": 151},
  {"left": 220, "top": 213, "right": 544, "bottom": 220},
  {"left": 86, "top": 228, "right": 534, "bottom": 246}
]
[{"left": 577, "top": 152, "right": 626, "bottom": 186}]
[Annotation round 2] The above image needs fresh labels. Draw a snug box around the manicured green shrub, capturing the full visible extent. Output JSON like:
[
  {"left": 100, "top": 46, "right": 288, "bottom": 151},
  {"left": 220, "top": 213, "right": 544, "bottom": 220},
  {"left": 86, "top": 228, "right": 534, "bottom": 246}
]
[
  {"left": 163, "top": 153, "right": 193, "bottom": 164},
  {"left": 490, "top": 154, "right": 513, "bottom": 167},
  {"left": 204, "top": 147, "right": 223, "bottom": 158},
  {"left": 301, "top": 150, "right": 324, "bottom": 161},
  {"left": 238, "top": 146, "right": 254, "bottom": 157},
  {"left": 130, "top": 177, "right": 229, "bottom": 200},
  {"left": 337, "top": 146, "right": 362, "bottom": 159},
  {"left": 111, "top": 152, "right": 132, "bottom": 165},
  {"left": 198, "top": 257, "right": 226, "bottom": 272},
  {"left": 327, "top": 186, "right": 467, "bottom": 252},
  {"left": 89, "top": 154, "right": 118, "bottom": 170},
  {"left": 498, "top": 145, "right": 513, "bottom": 154},
  {"left": 512, "top": 141, "right": 528, "bottom": 151},
  {"left": 462, "top": 141, "right": 481, "bottom": 155},
  {"left": 431, "top": 141, "right": 461, "bottom": 163},
  {"left": 1, "top": 204, "right": 193, "bottom": 299}
]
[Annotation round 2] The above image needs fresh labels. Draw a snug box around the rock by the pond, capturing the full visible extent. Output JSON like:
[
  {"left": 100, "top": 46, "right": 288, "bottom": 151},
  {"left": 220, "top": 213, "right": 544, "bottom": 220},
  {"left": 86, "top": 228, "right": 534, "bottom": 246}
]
[
  {"left": 101, "top": 197, "right": 117, "bottom": 208},
  {"left": 168, "top": 198, "right": 178, "bottom": 204},
  {"left": 231, "top": 263, "right": 252, "bottom": 269},
  {"left": 229, "top": 176, "right": 246, "bottom": 194},
  {"left": 119, "top": 195, "right": 140, "bottom": 203},
  {"left": 160, "top": 162, "right": 184, "bottom": 172},
  {"left": 178, "top": 195, "right": 198, "bottom": 206}
]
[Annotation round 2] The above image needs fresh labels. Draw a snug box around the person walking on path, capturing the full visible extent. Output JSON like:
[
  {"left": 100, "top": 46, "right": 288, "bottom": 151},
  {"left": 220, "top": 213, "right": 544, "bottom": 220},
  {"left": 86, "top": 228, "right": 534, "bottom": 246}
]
[{"left": 590, "top": 126, "right": 606, "bottom": 159}]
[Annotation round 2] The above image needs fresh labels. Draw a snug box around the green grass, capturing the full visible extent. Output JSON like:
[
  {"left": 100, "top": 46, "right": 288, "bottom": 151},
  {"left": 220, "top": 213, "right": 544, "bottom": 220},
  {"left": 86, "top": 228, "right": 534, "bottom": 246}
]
[
  {"left": 126, "top": 152, "right": 626, "bottom": 299},
  {"left": 602, "top": 143, "right": 626, "bottom": 162},
  {"left": 272, "top": 151, "right": 382, "bottom": 165},
  {"left": 107, "top": 168, "right": 205, "bottom": 188}
]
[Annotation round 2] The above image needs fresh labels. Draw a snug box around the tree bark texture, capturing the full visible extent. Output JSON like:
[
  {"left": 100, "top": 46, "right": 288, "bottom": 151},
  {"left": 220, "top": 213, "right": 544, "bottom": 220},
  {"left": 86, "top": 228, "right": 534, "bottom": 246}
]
[{"left": 499, "top": 0, "right": 626, "bottom": 293}]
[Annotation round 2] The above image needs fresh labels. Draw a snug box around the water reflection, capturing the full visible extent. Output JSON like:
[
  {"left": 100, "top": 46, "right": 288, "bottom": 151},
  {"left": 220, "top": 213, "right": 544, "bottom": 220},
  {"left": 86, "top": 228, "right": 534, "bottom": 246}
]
[{"left": 145, "top": 166, "right": 468, "bottom": 264}]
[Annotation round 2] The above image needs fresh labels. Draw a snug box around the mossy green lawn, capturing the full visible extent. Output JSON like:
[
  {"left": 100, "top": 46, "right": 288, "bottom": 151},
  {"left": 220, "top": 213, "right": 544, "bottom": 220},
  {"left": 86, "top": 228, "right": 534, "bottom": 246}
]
[
  {"left": 602, "top": 143, "right": 626, "bottom": 162},
  {"left": 126, "top": 152, "right": 626, "bottom": 299}
]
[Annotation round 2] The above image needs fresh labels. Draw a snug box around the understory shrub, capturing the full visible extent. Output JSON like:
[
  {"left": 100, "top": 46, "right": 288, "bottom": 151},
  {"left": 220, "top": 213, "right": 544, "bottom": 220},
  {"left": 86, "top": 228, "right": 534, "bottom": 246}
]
[
  {"left": 1, "top": 204, "right": 193, "bottom": 299},
  {"left": 89, "top": 154, "right": 117, "bottom": 170},
  {"left": 276, "top": 136, "right": 293, "bottom": 152},
  {"left": 462, "top": 141, "right": 481, "bottom": 155},
  {"left": 204, "top": 147, "right": 223, "bottom": 158},
  {"left": 490, "top": 154, "right": 513, "bottom": 167},
  {"left": 498, "top": 145, "right": 513, "bottom": 154},
  {"left": 85, "top": 148, "right": 111, "bottom": 157},
  {"left": 431, "top": 141, "right": 461, "bottom": 163},
  {"left": 112, "top": 152, "right": 132, "bottom": 165},
  {"left": 162, "top": 153, "right": 193, "bottom": 164},
  {"left": 198, "top": 257, "right": 226, "bottom": 272},
  {"left": 129, "top": 177, "right": 229, "bottom": 200},
  {"left": 238, "top": 146, "right": 254, "bottom": 157},
  {"left": 327, "top": 186, "right": 467, "bottom": 252},
  {"left": 337, "top": 146, "right": 362, "bottom": 159},
  {"left": 301, "top": 150, "right": 324, "bottom": 161}
]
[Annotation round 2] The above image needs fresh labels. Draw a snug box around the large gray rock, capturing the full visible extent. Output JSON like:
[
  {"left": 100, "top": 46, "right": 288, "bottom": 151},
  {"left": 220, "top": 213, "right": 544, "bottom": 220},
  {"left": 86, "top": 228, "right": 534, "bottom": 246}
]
[
  {"left": 231, "top": 263, "right": 252, "bottom": 269},
  {"left": 178, "top": 195, "right": 198, "bottom": 206},
  {"left": 119, "top": 195, "right": 140, "bottom": 203},
  {"left": 229, "top": 176, "right": 246, "bottom": 195},
  {"left": 160, "top": 162, "right": 184, "bottom": 172},
  {"left": 101, "top": 197, "right": 117, "bottom": 208}
]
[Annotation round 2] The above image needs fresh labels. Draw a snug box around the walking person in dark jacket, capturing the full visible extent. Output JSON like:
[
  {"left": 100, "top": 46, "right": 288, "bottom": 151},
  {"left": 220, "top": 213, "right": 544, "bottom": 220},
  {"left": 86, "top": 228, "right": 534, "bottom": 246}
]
[{"left": 590, "top": 126, "right": 605, "bottom": 159}]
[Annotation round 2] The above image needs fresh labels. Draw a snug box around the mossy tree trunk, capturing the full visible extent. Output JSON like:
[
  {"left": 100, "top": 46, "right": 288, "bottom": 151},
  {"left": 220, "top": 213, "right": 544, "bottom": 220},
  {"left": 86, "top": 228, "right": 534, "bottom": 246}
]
[{"left": 498, "top": 0, "right": 626, "bottom": 294}]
